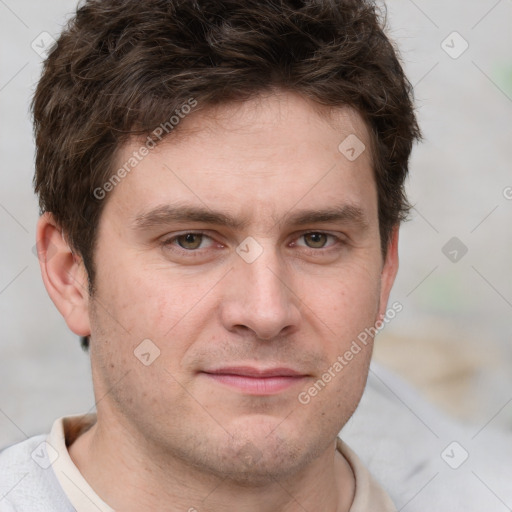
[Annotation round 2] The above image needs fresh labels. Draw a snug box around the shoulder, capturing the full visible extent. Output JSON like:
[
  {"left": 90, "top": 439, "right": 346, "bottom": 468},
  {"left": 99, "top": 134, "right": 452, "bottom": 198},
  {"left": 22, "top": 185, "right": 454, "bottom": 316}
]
[{"left": 0, "top": 433, "right": 73, "bottom": 511}]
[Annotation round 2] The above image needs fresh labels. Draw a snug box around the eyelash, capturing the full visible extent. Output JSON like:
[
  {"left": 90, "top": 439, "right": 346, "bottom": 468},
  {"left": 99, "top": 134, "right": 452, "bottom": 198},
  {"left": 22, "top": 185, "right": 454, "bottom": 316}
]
[{"left": 161, "top": 231, "right": 344, "bottom": 257}]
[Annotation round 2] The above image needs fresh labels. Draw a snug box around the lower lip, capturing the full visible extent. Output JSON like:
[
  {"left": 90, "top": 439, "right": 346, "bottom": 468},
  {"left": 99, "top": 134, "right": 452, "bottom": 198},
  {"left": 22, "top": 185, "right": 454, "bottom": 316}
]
[{"left": 203, "top": 373, "right": 306, "bottom": 395}]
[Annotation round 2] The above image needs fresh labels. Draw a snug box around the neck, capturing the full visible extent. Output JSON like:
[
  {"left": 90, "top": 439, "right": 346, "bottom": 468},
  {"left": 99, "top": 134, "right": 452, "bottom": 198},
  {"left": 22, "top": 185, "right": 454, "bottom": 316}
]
[{"left": 68, "top": 413, "right": 355, "bottom": 512}]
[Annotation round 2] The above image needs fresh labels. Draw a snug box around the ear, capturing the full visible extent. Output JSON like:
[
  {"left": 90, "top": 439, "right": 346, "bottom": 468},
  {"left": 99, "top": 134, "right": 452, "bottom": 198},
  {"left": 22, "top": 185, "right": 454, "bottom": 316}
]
[
  {"left": 377, "top": 226, "right": 399, "bottom": 320},
  {"left": 35, "top": 212, "right": 91, "bottom": 337}
]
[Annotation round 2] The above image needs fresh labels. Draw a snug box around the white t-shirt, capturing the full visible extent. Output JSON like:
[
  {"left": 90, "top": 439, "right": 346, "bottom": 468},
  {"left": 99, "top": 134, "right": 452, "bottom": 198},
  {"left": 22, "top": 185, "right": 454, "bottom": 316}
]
[{"left": 0, "top": 414, "right": 396, "bottom": 511}]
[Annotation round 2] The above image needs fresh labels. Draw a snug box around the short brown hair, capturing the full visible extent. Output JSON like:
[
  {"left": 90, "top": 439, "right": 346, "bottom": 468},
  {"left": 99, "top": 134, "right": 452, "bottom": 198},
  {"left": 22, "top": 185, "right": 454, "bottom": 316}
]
[{"left": 33, "top": 0, "right": 420, "bottom": 347}]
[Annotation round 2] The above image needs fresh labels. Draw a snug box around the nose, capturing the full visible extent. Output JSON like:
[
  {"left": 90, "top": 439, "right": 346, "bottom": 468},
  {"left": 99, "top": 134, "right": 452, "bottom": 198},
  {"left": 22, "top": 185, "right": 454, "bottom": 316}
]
[{"left": 219, "top": 243, "right": 301, "bottom": 341}]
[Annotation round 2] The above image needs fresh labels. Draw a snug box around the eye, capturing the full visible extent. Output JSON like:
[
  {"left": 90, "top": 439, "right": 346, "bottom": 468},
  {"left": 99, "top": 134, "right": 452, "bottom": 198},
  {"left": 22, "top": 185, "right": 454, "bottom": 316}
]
[
  {"left": 302, "top": 232, "right": 330, "bottom": 249},
  {"left": 295, "top": 232, "right": 340, "bottom": 250},
  {"left": 176, "top": 233, "right": 205, "bottom": 250},
  {"left": 162, "top": 232, "right": 215, "bottom": 251}
]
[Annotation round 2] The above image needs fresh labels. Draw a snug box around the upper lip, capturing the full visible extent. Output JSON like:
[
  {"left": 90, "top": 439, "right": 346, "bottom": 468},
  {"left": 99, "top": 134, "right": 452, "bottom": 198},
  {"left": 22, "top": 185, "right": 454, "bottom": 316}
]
[{"left": 202, "top": 366, "right": 307, "bottom": 378}]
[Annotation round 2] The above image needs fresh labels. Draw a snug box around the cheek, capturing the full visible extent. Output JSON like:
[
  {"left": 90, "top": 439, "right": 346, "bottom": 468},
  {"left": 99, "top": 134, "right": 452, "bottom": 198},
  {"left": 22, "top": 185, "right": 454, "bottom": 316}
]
[
  {"left": 290, "top": 264, "right": 379, "bottom": 419},
  {"left": 306, "top": 262, "right": 381, "bottom": 344},
  {"left": 93, "top": 256, "right": 196, "bottom": 339},
  {"left": 90, "top": 258, "right": 226, "bottom": 391},
  {"left": 88, "top": 279, "right": 197, "bottom": 422},
  {"left": 295, "top": 342, "right": 372, "bottom": 440}
]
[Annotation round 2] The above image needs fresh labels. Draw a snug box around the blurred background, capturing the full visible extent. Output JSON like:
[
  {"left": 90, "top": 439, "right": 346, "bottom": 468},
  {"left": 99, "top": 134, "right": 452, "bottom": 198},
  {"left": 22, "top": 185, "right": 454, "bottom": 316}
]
[{"left": 0, "top": 0, "right": 511, "bottom": 462}]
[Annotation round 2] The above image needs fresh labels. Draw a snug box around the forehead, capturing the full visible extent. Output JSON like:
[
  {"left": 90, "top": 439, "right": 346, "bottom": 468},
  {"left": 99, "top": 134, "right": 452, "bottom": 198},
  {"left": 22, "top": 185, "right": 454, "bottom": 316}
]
[
  {"left": 104, "top": 91, "right": 377, "bottom": 229},
  {"left": 161, "top": 92, "right": 372, "bottom": 157}
]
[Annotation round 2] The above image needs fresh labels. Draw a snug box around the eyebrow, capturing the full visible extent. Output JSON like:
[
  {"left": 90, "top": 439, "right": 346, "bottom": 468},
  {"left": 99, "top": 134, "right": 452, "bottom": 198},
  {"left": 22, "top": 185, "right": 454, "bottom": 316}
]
[{"left": 131, "top": 202, "right": 370, "bottom": 233}]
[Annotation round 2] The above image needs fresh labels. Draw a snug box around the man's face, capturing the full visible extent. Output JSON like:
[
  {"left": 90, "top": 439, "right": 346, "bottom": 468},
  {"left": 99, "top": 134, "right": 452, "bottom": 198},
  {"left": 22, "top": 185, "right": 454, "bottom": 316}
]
[{"left": 86, "top": 91, "right": 397, "bottom": 482}]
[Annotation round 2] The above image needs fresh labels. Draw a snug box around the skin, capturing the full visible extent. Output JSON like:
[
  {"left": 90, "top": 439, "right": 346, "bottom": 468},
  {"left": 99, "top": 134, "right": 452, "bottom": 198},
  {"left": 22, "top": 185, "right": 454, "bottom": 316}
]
[{"left": 37, "top": 90, "right": 399, "bottom": 511}]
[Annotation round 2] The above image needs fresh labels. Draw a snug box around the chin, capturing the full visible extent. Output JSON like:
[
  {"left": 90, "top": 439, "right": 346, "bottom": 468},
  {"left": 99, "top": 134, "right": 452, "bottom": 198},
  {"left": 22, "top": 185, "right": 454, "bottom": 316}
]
[
  {"left": 198, "top": 422, "right": 320, "bottom": 485},
  {"left": 211, "top": 446, "right": 305, "bottom": 486}
]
